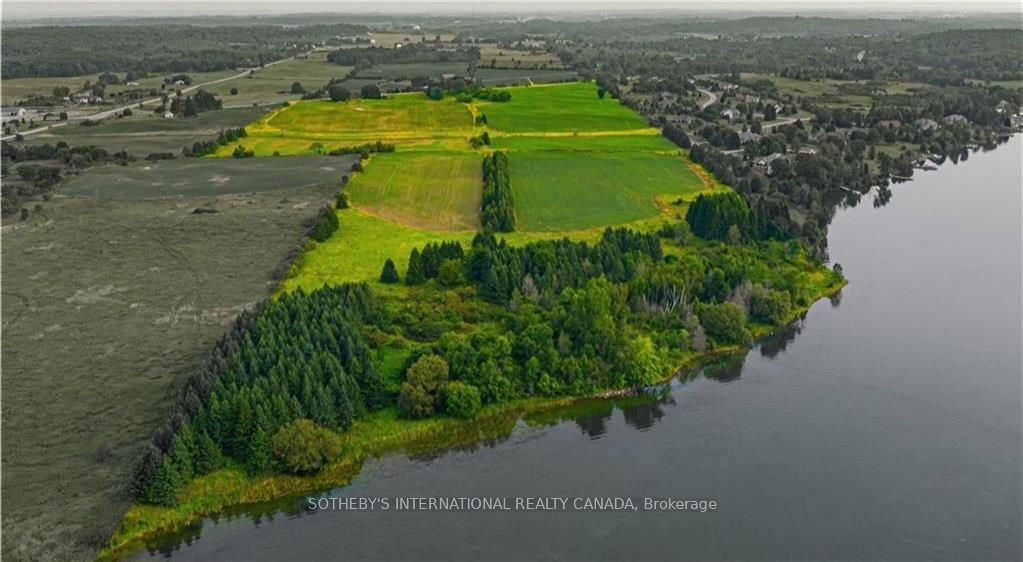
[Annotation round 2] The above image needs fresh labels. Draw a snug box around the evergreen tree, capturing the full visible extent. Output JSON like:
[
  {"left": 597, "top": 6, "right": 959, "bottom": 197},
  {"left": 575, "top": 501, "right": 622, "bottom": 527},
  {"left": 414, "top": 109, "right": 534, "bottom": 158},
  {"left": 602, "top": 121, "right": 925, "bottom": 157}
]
[
  {"left": 406, "top": 249, "right": 425, "bottom": 285},
  {"left": 380, "top": 258, "right": 399, "bottom": 283},
  {"left": 141, "top": 457, "right": 181, "bottom": 507},
  {"left": 194, "top": 431, "right": 222, "bottom": 474}
]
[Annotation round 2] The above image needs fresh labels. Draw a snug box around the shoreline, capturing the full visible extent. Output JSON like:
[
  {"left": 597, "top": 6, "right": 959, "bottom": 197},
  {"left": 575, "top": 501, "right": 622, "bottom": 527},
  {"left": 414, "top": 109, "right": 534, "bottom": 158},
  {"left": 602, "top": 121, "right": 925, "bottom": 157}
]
[{"left": 99, "top": 275, "right": 845, "bottom": 560}]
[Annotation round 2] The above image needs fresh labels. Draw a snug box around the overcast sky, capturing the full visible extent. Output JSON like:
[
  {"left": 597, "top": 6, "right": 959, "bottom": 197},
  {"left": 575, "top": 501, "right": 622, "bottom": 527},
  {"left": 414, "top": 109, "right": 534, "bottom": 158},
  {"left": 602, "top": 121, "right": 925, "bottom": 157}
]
[{"left": 3, "top": 0, "right": 1020, "bottom": 20}]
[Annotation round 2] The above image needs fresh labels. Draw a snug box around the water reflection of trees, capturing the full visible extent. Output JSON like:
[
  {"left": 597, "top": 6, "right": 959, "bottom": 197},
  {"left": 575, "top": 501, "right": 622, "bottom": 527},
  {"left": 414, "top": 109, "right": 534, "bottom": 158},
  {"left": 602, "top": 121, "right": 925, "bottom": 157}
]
[
  {"left": 757, "top": 319, "right": 805, "bottom": 359},
  {"left": 702, "top": 354, "right": 747, "bottom": 383}
]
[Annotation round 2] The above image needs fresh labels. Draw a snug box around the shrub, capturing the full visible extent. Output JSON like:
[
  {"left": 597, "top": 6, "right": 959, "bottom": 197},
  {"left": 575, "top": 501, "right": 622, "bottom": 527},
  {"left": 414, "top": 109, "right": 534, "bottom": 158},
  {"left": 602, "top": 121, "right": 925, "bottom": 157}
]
[
  {"left": 360, "top": 84, "right": 381, "bottom": 99},
  {"left": 699, "top": 302, "right": 749, "bottom": 345},
  {"left": 398, "top": 355, "right": 449, "bottom": 418},
  {"left": 310, "top": 208, "right": 339, "bottom": 242},
  {"left": 329, "top": 85, "right": 351, "bottom": 102},
  {"left": 271, "top": 419, "right": 342, "bottom": 474},
  {"left": 436, "top": 259, "right": 464, "bottom": 287},
  {"left": 444, "top": 382, "right": 481, "bottom": 418}
]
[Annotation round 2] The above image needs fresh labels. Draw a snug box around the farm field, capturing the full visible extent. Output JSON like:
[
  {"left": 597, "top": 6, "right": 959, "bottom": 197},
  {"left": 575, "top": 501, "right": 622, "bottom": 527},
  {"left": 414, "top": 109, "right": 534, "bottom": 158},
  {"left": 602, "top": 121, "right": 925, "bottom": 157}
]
[
  {"left": 61, "top": 155, "right": 355, "bottom": 200},
  {"left": 510, "top": 151, "right": 706, "bottom": 231},
  {"left": 219, "top": 80, "right": 721, "bottom": 289},
  {"left": 205, "top": 52, "right": 353, "bottom": 107},
  {"left": 1, "top": 181, "right": 337, "bottom": 561},
  {"left": 348, "top": 151, "right": 482, "bottom": 230},
  {"left": 475, "top": 68, "right": 579, "bottom": 86},
  {"left": 479, "top": 82, "right": 650, "bottom": 133},
  {"left": 21, "top": 106, "right": 269, "bottom": 155},
  {"left": 354, "top": 62, "right": 470, "bottom": 80}
]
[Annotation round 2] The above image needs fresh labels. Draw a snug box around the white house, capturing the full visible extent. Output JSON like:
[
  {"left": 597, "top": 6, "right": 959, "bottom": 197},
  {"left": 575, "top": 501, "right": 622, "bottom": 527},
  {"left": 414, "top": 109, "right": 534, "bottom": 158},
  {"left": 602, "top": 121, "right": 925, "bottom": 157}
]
[
  {"left": 126, "top": 81, "right": 140, "bottom": 86},
  {"left": 1, "top": 107, "right": 27, "bottom": 122},
  {"left": 754, "top": 153, "right": 786, "bottom": 175},
  {"left": 721, "top": 108, "right": 742, "bottom": 121},
  {"left": 942, "top": 114, "right": 968, "bottom": 125}
]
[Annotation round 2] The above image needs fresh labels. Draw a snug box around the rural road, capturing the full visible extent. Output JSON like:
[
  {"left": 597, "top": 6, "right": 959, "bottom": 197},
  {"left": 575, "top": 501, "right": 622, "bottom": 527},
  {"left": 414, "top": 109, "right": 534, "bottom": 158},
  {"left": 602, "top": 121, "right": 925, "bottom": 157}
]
[
  {"left": 1, "top": 52, "right": 309, "bottom": 142},
  {"left": 697, "top": 87, "right": 718, "bottom": 110}
]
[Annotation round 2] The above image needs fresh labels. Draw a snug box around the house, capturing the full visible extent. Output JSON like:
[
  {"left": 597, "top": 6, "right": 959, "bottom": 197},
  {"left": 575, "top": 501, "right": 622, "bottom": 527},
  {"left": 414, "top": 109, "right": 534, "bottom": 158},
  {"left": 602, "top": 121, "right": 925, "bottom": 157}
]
[
  {"left": 995, "top": 100, "right": 1011, "bottom": 114},
  {"left": 657, "top": 92, "right": 678, "bottom": 111},
  {"left": 669, "top": 114, "right": 695, "bottom": 125},
  {"left": 441, "top": 73, "right": 457, "bottom": 80},
  {"left": 1, "top": 107, "right": 27, "bottom": 122},
  {"left": 717, "top": 82, "right": 739, "bottom": 92},
  {"left": 942, "top": 114, "right": 968, "bottom": 125},
  {"left": 721, "top": 108, "right": 742, "bottom": 121},
  {"left": 738, "top": 131, "right": 762, "bottom": 145},
  {"left": 74, "top": 93, "right": 103, "bottom": 104},
  {"left": 914, "top": 118, "right": 939, "bottom": 132},
  {"left": 163, "top": 111, "right": 174, "bottom": 119},
  {"left": 798, "top": 146, "right": 818, "bottom": 155},
  {"left": 126, "top": 81, "right": 140, "bottom": 86},
  {"left": 754, "top": 153, "right": 786, "bottom": 175}
]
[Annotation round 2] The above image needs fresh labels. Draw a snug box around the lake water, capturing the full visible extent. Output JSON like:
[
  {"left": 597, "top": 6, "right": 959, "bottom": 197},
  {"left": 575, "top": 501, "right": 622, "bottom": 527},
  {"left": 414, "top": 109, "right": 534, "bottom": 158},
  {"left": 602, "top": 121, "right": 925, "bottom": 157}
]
[{"left": 137, "top": 136, "right": 1021, "bottom": 561}]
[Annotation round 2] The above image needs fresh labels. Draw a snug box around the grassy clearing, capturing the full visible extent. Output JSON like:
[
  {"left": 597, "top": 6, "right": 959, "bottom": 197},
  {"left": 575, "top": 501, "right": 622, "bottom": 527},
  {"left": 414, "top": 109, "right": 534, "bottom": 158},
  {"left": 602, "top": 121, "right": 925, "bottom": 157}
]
[
  {"left": 348, "top": 152, "right": 482, "bottom": 230},
  {"left": 480, "top": 81, "right": 649, "bottom": 133},
  {"left": 205, "top": 53, "right": 352, "bottom": 107},
  {"left": 60, "top": 155, "right": 354, "bottom": 200},
  {"left": 1, "top": 184, "right": 337, "bottom": 562},
  {"left": 21, "top": 107, "right": 269, "bottom": 155},
  {"left": 510, "top": 151, "right": 707, "bottom": 231}
]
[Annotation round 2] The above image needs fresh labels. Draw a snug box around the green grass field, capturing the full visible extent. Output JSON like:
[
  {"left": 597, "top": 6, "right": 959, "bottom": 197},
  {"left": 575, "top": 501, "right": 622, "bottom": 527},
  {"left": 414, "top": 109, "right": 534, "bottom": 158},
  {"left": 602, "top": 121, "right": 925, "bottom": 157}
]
[
  {"left": 348, "top": 152, "right": 482, "bottom": 230},
  {"left": 511, "top": 151, "right": 707, "bottom": 231},
  {"left": 479, "top": 82, "right": 650, "bottom": 133},
  {"left": 212, "top": 80, "right": 724, "bottom": 287}
]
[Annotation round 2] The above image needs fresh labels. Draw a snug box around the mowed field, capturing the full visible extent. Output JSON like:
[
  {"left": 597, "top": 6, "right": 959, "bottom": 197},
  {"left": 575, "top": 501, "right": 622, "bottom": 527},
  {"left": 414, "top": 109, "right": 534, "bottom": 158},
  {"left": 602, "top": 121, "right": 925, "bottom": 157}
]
[
  {"left": 511, "top": 151, "right": 706, "bottom": 231},
  {"left": 348, "top": 152, "right": 482, "bottom": 230},
  {"left": 479, "top": 81, "right": 650, "bottom": 133}
]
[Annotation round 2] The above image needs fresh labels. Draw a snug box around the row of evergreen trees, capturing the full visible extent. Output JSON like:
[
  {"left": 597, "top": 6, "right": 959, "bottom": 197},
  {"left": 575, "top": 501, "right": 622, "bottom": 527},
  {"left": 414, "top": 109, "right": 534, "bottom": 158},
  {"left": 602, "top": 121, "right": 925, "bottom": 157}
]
[
  {"left": 402, "top": 228, "right": 663, "bottom": 305},
  {"left": 406, "top": 241, "right": 465, "bottom": 285},
  {"left": 481, "top": 152, "right": 515, "bottom": 233},
  {"left": 136, "top": 284, "right": 383, "bottom": 506},
  {"left": 184, "top": 127, "right": 247, "bottom": 157}
]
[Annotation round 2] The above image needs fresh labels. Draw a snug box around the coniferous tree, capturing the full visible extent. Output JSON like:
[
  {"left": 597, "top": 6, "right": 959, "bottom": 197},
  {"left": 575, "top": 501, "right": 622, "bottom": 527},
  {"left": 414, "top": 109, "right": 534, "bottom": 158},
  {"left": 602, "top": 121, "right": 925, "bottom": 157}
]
[
  {"left": 380, "top": 258, "right": 399, "bottom": 283},
  {"left": 406, "top": 249, "right": 425, "bottom": 285}
]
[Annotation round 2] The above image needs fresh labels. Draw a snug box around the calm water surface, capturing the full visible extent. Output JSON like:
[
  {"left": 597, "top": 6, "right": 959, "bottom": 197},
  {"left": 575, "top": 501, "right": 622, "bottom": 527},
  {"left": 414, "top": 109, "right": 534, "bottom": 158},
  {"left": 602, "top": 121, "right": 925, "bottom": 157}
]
[{"left": 138, "top": 136, "right": 1021, "bottom": 561}]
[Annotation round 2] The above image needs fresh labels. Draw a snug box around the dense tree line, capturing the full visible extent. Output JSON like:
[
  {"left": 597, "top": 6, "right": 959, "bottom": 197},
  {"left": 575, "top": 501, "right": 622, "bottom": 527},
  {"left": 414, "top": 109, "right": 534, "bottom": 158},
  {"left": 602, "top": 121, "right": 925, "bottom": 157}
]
[
  {"left": 136, "top": 284, "right": 383, "bottom": 506},
  {"left": 3, "top": 23, "right": 367, "bottom": 78},
  {"left": 481, "top": 152, "right": 515, "bottom": 233},
  {"left": 327, "top": 43, "right": 478, "bottom": 69},
  {"left": 183, "top": 127, "right": 247, "bottom": 157},
  {"left": 327, "top": 141, "right": 396, "bottom": 157}
]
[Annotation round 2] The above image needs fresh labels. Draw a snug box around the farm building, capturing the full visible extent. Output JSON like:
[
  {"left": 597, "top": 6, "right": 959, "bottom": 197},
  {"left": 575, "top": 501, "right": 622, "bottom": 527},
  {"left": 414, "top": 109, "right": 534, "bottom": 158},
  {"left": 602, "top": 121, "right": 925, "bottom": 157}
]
[{"left": 942, "top": 114, "right": 968, "bottom": 125}]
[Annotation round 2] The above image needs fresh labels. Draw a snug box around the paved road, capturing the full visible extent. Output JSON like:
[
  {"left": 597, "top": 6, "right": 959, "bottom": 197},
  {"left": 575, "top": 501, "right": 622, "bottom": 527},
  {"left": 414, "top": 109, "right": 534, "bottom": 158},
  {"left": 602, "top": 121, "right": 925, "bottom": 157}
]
[
  {"left": 1, "top": 53, "right": 307, "bottom": 142},
  {"left": 696, "top": 87, "right": 718, "bottom": 110}
]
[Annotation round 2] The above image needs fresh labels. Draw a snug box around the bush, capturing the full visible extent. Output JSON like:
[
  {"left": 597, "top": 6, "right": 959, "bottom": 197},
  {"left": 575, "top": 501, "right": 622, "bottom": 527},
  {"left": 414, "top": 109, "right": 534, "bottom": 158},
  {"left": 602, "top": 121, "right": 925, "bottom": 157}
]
[
  {"left": 699, "top": 302, "right": 749, "bottom": 345},
  {"left": 329, "top": 85, "right": 351, "bottom": 102},
  {"left": 360, "top": 84, "right": 381, "bottom": 99},
  {"left": 310, "top": 208, "right": 339, "bottom": 242},
  {"left": 271, "top": 419, "right": 342, "bottom": 474},
  {"left": 444, "top": 382, "right": 481, "bottom": 418},
  {"left": 398, "top": 355, "right": 449, "bottom": 418},
  {"left": 436, "top": 259, "right": 464, "bottom": 287}
]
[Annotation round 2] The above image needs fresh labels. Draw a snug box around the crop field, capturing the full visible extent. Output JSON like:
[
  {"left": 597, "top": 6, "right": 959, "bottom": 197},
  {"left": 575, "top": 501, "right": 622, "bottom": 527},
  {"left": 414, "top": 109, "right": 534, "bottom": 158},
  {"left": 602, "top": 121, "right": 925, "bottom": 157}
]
[
  {"left": 217, "top": 80, "right": 722, "bottom": 289},
  {"left": 60, "top": 155, "right": 354, "bottom": 200},
  {"left": 491, "top": 131, "right": 675, "bottom": 152},
  {"left": 478, "top": 46, "right": 567, "bottom": 69},
  {"left": 510, "top": 151, "right": 706, "bottom": 231},
  {"left": 479, "top": 82, "right": 650, "bottom": 133},
  {"left": 475, "top": 68, "right": 579, "bottom": 86},
  {"left": 21, "top": 107, "right": 268, "bottom": 155},
  {"left": 1, "top": 181, "right": 337, "bottom": 561},
  {"left": 348, "top": 152, "right": 482, "bottom": 230},
  {"left": 206, "top": 54, "right": 353, "bottom": 107},
  {"left": 354, "top": 62, "right": 470, "bottom": 80},
  {"left": 218, "top": 95, "right": 473, "bottom": 155}
]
